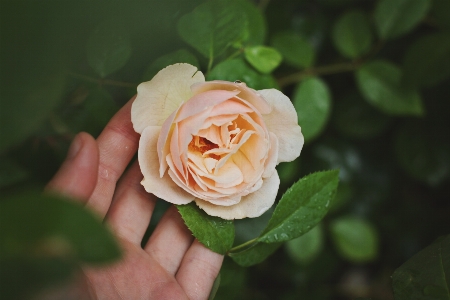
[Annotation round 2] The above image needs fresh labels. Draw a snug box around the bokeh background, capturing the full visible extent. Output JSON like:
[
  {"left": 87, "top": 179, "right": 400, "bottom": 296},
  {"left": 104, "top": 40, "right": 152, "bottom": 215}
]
[{"left": 1, "top": 0, "right": 449, "bottom": 299}]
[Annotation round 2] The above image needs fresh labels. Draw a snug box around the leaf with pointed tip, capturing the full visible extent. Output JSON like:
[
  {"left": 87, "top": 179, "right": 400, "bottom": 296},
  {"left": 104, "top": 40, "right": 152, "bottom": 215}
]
[
  {"left": 258, "top": 170, "right": 339, "bottom": 243},
  {"left": 330, "top": 216, "right": 379, "bottom": 263},
  {"left": 177, "top": 0, "right": 247, "bottom": 59},
  {"left": 244, "top": 46, "right": 282, "bottom": 74},
  {"left": 177, "top": 203, "right": 234, "bottom": 255},
  {"left": 229, "top": 242, "right": 282, "bottom": 267},
  {"left": 356, "top": 60, "right": 423, "bottom": 116},
  {"left": 86, "top": 20, "right": 132, "bottom": 78},
  {"left": 374, "top": 0, "right": 431, "bottom": 39},
  {"left": 332, "top": 10, "right": 373, "bottom": 58}
]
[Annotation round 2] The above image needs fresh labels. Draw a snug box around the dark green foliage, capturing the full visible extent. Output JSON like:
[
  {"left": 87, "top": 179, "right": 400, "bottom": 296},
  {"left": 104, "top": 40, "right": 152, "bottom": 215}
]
[
  {"left": 2, "top": 0, "right": 450, "bottom": 298},
  {"left": 392, "top": 235, "right": 450, "bottom": 300}
]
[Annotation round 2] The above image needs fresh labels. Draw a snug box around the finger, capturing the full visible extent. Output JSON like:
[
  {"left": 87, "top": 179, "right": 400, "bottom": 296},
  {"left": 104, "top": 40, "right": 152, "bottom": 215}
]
[
  {"left": 46, "top": 132, "right": 99, "bottom": 203},
  {"left": 144, "top": 206, "right": 194, "bottom": 275},
  {"left": 87, "top": 97, "right": 140, "bottom": 217},
  {"left": 176, "top": 240, "right": 223, "bottom": 300},
  {"left": 105, "top": 161, "right": 157, "bottom": 245}
]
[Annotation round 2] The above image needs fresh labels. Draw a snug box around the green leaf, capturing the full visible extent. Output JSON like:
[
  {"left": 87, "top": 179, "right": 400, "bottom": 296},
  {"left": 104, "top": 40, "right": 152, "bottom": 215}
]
[
  {"left": 84, "top": 88, "right": 119, "bottom": 127},
  {"left": 293, "top": 77, "right": 332, "bottom": 142},
  {"left": 236, "top": 0, "right": 266, "bottom": 45},
  {"left": 394, "top": 120, "right": 450, "bottom": 186},
  {"left": 374, "top": 0, "right": 431, "bottom": 39},
  {"left": 402, "top": 33, "right": 450, "bottom": 88},
  {"left": 0, "top": 191, "right": 121, "bottom": 264},
  {"left": 207, "top": 58, "right": 278, "bottom": 90},
  {"left": 0, "top": 257, "right": 75, "bottom": 300},
  {"left": 258, "top": 170, "right": 339, "bottom": 243},
  {"left": 355, "top": 60, "right": 423, "bottom": 116},
  {"left": 0, "top": 59, "right": 66, "bottom": 154},
  {"left": 86, "top": 20, "right": 132, "bottom": 78},
  {"left": 0, "top": 158, "right": 28, "bottom": 189},
  {"left": 271, "top": 31, "right": 315, "bottom": 68},
  {"left": 0, "top": 2, "right": 68, "bottom": 153},
  {"left": 142, "top": 49, "right": 199, "bottom": 81},
  {"left": 332, "top": 93, "right": 391, "bottom": 139},
  {"left": 431, "top": 0, "right": 450, "bottom": 31},
  {"left": 285, "top": 223, "right": 324, "bottom": 265},
  {"left": 244, "top": 46, "right": 282, "bottom": 74},
  {"left": 229, "top": 242, "right": 282, "bottom": 267},
  {"left": 332, "top": 10, "right": 373, "bottom": 58},
  {"left": 177, "top": 202, "right": 235, "bottom": 255},
  {"left": 330, "top": 216, "right": 379, "bottom": 263},
  {"left": 177, "top": 0, "right": 247, "bottom": 59},
  {"left": 392, "top": 235, "right": 450, "bottom": 300}
]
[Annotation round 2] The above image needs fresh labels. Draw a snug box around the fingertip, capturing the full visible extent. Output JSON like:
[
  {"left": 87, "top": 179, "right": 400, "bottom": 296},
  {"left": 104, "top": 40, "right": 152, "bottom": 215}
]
[{"left": 46, "top": 132, "right": 99, "bottom": 203}]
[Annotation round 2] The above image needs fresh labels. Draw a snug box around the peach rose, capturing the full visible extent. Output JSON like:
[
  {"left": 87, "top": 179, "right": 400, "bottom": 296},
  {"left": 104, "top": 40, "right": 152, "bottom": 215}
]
[{"left": 131, "top": 63, "right": 303, "bottom": 219}]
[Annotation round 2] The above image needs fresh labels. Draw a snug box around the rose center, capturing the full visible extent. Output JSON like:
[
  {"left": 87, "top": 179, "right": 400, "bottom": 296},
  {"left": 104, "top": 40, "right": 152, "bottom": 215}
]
[{"left": 189, "top": 136, "right": 220, "bottom": 159}]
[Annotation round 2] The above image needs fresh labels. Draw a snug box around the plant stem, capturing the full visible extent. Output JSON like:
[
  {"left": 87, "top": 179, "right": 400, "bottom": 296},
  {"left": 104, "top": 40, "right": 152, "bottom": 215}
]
[
  {"left": 228, "top": 237, "right": 258, "bottom": 254},
  {"left": 277, "top": 60, "right": 362, "bottom": 87},
  {"left": 68, "top": 72, "right": 137, "bottom": 88}
]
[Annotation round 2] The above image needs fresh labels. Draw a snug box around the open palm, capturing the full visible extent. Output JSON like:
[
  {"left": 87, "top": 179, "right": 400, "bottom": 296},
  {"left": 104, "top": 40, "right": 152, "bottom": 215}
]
[{"left": 47, "top": 98, "right": 223, "bottom": 300}]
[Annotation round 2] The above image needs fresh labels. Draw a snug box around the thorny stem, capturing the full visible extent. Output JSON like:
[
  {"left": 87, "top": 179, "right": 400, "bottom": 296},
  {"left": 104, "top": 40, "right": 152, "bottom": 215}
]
[
  {"left": 68, "top": 72, "right": 137, "bottom": 88},
  {"left": 227, "top": 237, "right": 259, "bottom": 254}
]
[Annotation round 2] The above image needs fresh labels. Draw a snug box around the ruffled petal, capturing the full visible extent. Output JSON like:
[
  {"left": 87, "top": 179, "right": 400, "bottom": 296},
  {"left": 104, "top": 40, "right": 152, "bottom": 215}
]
[
  {"left": 138, "top": 126, "right": 194, "bottom": 205},
  {"left": 262, "top": 132, "right": 279, "bottom": 178},
  {"left": 259, "top": 89, "right": 304, "bottom": 163},
  {"left": 195, "top": 171, "right": 280, "bottom": 219},
  {"left": 191, "top": 81, "right": 272, "bottom": 114},
  {"left": 131, "top": 63, "right": 204, "bottom": 133}
]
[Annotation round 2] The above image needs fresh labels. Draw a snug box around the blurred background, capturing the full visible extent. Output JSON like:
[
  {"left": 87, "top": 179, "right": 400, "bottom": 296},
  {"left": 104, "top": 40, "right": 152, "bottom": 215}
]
[{"left": 1, "top": 0, "right": 449, "bottom": 299}]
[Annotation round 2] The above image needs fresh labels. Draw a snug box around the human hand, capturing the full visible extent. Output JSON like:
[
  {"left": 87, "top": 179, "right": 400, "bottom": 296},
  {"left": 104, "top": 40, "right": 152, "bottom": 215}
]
[{"left": 46, "top": 98, "right": 223, "bottom": 300}]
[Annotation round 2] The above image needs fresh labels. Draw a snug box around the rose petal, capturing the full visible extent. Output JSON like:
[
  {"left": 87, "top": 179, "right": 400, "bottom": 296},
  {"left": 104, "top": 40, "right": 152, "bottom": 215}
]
[
  {"left": 138, "top": 126, "right": 194, "bottom": 205},
  {"left": 157, "top": 108, "right": 180, "bottom": 177},
  {"left": 262, "top": 132, "right": 279, "bottom": 178},
  {"left": 191, "top": 81, "right": 272, "bottom": 114},
  {"left": 231, "top": 150, "right": 263, "bottom": 183},
  {"left": 174, "top": 90, "right": 240, "bottom": 122},
  {"left": 195, "top": 171, "right": 280, "bottom": 220},
  {"left": 132, "top": 63, "right": 204, "bottom": 133},
  {"left": 259, "top": 89, "right": 304, "bottom": 163}
]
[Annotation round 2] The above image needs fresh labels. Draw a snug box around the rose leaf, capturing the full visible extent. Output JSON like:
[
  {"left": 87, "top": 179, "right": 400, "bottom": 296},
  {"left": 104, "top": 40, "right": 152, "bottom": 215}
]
[
  {"left": 177, "top": 202, "right": 235, "bottom": 255},
  {"left": 207, "top": 58, "right": 278, "bottom": 90},
  {"left": 86, "top": 20, "right": 132, "bottom": 78},
  {"left": 0, "top": 191, "right": 122, "bottom": 264},
  {"left": 374, "top": 0, "right": 431, "bottom": 40},
  {"left": 258, "top": 170, "right": 339, "bottom": 244},
  {"left": 293, "top": 77, "right": 332, "bottom": 143},
  {"left": 331, "top": 10, "right": 373, "bottom": 59},
  {"left": 285, "top": 223, "right": 324, "bottom": 265},
  {"left": 355, "top": 60, "right": 424, "bottom": 116},
  {"left": 244, "top": 46, "right": 282, "bottom": 74},
  {"left": 177, "top": 0, "right": 247, "bottom": 59},
  {"left": 271, "top": 31, "right": 315, "bottom": 69},
  {"left": 228, "top": 242, "right": 282, "bottom": 267},
  {"left": 402, "top": 33, "right": 450, "bottom": 88},
  {"left": 392, "top": 235, "right": 450, "bottom": 300},
  {"left": 330, "top": 216, "right": 379, "bottom": 263}
]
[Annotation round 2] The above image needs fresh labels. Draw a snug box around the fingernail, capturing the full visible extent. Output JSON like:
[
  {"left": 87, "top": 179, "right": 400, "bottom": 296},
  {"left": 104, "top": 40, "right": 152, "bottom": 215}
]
[{"left": 67, "top": 134, "right": 83, "bottom": 160}]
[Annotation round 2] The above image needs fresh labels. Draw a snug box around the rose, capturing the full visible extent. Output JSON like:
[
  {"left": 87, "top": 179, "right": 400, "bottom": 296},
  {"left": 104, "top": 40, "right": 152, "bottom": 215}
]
[{"left": 131, "top": 63, "right": 303, "bottom": 219}]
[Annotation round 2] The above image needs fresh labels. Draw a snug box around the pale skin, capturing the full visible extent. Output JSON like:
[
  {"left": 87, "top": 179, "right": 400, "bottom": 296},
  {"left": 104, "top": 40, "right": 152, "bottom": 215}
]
[{"left": 46, "top": 97, "right": 223, "bottom": 300}]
